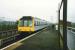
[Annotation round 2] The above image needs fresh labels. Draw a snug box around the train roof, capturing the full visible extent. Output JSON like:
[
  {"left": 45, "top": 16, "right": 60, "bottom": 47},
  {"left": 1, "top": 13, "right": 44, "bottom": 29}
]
[
  {"left": 20, "top": 16, "right": 32, "bottom": 20},
  {"left": 20, "top": 16, "right": 47, "bottom": 22}
]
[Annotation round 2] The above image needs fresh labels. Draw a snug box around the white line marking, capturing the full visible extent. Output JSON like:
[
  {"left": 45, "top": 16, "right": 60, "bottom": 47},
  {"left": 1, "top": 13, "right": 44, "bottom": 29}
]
[{"left": 1, "top": 28, "right": 47, "bottom": 50}]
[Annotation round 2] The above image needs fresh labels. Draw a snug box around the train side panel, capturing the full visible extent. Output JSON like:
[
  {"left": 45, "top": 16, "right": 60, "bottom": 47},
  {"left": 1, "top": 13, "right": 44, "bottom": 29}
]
[{"left": 34, "top": 18, "right": 48, "bottom": 31}]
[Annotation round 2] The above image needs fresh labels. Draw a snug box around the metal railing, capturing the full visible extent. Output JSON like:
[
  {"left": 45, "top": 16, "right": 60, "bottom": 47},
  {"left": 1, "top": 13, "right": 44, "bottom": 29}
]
[{"left": 0, "top": 29, "right": 18, "bottom": 47}]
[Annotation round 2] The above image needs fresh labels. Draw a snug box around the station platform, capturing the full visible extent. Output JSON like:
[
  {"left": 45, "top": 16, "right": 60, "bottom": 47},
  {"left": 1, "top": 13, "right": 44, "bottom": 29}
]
[{"left": 4, "top": 27, "right": 60, "bottom": 50}]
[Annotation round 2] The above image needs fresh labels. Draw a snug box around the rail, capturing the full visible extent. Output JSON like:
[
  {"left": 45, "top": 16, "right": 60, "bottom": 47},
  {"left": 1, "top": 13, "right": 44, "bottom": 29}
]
[{"left": 60, "top": 27, "right": 75, "bottom": 36}]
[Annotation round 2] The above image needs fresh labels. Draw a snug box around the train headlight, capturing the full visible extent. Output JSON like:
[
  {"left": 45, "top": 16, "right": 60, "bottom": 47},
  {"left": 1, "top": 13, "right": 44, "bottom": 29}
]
[
  {"left": 18, "top": 29, "right": 22, "bottom": 31},
  {"left": 30, "top": 28, "right": 34, "bottom": 31}
]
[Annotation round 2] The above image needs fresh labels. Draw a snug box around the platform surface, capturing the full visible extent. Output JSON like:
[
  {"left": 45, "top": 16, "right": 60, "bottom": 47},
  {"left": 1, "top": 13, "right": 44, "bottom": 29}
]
[{"left": 5, "top": 27, "right": 60, "bottom": 50}]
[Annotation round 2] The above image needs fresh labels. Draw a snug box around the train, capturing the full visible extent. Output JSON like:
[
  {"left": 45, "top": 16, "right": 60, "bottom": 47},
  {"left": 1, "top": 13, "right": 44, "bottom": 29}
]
[{"left": 18, "top": 16, "right": 49, "bottom": 33}]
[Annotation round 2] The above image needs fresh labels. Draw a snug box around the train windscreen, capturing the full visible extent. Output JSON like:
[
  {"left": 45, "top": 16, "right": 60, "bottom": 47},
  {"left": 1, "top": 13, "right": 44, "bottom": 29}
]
[{"left": 19, "top": 20, "right": 32, "bottom": 27}]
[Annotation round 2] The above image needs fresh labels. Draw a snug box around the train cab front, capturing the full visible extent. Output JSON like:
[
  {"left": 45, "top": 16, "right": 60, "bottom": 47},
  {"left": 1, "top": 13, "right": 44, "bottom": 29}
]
[{"left": 18, "top": 16, "right": 34, "bottom": 33}]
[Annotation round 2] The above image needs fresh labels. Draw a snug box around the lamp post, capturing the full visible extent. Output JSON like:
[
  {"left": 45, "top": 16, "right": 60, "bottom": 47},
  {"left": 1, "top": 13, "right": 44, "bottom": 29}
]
[
  {"left": 58, "top": 0, "right": 63, "bottom": 49},
  {"left": 58, "top": 0, "right": 68, "bottom": 50},
  {"left": 63, "top": 0, "right": 68, "bottom": 50}
]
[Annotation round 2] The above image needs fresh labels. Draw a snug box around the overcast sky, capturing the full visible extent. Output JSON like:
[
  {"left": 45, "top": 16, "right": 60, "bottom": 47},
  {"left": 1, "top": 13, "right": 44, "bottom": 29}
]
[{"left": 0, "top": 0, "right": 75, "bottom": 23}]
